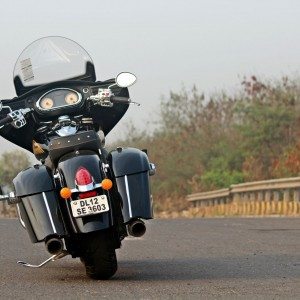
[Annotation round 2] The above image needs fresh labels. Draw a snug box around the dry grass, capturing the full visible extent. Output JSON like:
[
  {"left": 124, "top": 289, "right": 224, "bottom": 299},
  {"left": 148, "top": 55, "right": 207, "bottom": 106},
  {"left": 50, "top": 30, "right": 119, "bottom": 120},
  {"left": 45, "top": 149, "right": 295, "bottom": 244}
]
[
  {"left": 156, "top": 199, "right": 300, "bottom": 218},
  {"left": 0, "top": 203, "right": 16, "bottom": 218}
]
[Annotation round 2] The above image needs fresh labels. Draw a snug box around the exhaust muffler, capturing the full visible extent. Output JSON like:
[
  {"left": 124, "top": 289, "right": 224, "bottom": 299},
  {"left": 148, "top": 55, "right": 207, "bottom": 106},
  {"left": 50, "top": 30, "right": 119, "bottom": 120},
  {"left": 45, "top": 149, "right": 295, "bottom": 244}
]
[
  {"left": 127, "top": 219, "right": 146, "bottom": 237},
  {"left": 45, "top": 237, "right": 64, "bottom": 255}
]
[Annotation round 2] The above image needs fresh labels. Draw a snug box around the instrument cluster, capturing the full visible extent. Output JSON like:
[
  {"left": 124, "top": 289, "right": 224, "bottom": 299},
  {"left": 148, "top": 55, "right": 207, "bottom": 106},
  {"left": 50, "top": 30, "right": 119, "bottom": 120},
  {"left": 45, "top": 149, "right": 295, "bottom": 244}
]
[{"left": 36, "top": 88, "right": 82, "bottom": 112}]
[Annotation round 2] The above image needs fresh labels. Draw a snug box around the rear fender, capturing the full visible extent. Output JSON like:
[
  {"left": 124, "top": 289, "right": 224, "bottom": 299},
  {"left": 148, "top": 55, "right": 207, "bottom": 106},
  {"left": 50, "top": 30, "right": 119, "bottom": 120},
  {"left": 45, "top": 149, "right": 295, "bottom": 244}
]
[{"left": 57, "top": 151, "right": 114, "bottom": 233}]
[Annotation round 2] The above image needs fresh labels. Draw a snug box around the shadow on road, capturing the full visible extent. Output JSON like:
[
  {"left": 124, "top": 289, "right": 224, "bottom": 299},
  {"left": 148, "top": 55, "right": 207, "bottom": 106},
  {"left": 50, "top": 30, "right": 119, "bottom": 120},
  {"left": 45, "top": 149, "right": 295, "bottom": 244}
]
[
  {"left": 115, "top": 256, "right": 299, "bottom": 281},
  {"left": 43, "top": 254, "right": 299, "bottom": 282}
]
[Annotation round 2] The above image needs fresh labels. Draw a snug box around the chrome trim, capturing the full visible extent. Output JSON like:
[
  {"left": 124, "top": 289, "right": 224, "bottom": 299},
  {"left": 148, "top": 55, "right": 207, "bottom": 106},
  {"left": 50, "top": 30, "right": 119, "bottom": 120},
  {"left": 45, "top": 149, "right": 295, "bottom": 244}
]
[
  {"left": 76, "top": 182, "right": 94, "bottom": 192},
  {"left": 149, "top": 163, "right": 156, "bottom": 176},
  {"left": 53, "top": 173, "right": 60, "bottom": 179},
  {"left": 8, "top": 108, "right": 31, "bottom": 129},
  {"left": 16, "top": 204, "right": 26, "bottom": 229},
  {"left": 0, "top": 191, "right": 20, "bottom": 204},
  {"left": 0, "top": 104, "right": 12, "bottom": 129},
  {"left": 9, "top": 191, "right": 19, "bottom": 203},
  {"left": 17, "top": 250, "right": 68, "bottom": 268},
  {"left": 42, "top": 192, "right": 57, "bottom": 234},
  {"left": 0, "top": 103, "right": 12, "bottom": 113},
  {"left": 124, "top": 175, "right": 132, "bottom": 218},
  {"left": 36, "top": 88, "right": 82, "bottom": 112},
  {"left": 115, "top": 72, "right": 137, "bottom": 88},
  {"left": 56, "top": 125, "right": 78, "bottom": 137},
  {"left": 0, "top": 194, "right": 11, "bottom": 202},
  {"left": 71, "top": 183, "right": 102, "bottom": 193}
]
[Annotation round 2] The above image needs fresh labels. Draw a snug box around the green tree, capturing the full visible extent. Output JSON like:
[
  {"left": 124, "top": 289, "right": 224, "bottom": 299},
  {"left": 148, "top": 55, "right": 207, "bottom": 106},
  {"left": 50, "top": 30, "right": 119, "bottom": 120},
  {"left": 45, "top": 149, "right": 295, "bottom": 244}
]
[{"left": 236, "top": 76, "right": 300, "bottom": 180}]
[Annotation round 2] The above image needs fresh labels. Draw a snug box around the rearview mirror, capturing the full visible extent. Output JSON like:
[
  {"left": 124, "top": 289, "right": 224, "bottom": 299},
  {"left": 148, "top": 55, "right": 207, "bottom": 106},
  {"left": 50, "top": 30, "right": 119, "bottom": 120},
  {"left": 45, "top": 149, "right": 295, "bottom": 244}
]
[{"left": 116, "top": 72, "right": 137, "bottom": 88}]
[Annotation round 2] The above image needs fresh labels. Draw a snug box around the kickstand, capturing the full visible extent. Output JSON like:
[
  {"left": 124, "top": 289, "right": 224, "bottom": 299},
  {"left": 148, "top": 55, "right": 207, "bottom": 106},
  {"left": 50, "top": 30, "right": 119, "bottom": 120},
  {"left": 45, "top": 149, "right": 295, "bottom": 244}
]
[{"left": 17, "top": 250, "right": 68, "bottom": 268}]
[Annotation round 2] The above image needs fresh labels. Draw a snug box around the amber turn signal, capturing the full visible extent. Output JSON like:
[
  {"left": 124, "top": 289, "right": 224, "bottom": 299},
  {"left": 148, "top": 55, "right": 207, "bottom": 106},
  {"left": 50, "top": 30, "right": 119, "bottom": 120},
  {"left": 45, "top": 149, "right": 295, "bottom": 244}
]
[
  {"left": 32, "top": 140, "right": 45, "bottom": 155},
  {"left": 101, "top": 179, "right": 113, "bottom": 190},
  {"left": 60, "top": 187, "right": 72, "bottom": 199}
]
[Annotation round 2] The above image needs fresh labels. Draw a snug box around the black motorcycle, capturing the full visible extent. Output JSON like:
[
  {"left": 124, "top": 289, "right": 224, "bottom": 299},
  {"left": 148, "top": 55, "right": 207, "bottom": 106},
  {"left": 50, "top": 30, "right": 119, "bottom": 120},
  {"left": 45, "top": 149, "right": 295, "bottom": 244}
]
[{"left": 0, "top": 36, "right": 155, "bottom": 279}]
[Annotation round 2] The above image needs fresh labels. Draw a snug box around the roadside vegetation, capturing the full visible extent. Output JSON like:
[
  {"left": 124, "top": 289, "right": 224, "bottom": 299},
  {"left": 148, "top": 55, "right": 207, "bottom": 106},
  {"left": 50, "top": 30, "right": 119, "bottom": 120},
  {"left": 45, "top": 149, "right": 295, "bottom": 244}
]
[
  {"left": 109, "top": 76, "right": 300, "bottom": 215},
  {"left": 0, "top": 150, "right": 30, "bottom": 217}
]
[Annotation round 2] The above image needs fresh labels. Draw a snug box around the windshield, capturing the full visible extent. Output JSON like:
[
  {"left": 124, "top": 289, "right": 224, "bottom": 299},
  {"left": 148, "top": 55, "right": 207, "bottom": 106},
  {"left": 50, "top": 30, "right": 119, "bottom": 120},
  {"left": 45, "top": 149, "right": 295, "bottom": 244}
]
[{"left": 13, "top": 36, "right": 95, "bottom": 95}]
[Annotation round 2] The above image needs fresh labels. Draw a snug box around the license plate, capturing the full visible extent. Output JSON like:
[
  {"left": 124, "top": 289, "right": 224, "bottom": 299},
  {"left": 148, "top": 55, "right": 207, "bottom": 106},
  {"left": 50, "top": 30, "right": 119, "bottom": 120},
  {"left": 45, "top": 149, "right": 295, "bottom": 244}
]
[{"left": 70, "top": 195, "right": 109, "bottom": 218}]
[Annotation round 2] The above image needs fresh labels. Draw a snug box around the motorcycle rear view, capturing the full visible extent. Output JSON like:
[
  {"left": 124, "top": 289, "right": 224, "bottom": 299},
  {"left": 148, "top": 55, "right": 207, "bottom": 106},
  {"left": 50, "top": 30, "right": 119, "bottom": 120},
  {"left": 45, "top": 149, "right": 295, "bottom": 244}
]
[{"left": 0, "top": 37, "right": 155, "bottom": 279}]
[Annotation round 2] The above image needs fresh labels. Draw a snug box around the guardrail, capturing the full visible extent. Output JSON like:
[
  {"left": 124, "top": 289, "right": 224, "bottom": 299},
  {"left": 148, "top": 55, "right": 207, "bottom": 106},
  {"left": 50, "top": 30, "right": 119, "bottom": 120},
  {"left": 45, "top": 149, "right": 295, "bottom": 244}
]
[{"left": 187, "top": 177, "right": 300, "bottom": 216}]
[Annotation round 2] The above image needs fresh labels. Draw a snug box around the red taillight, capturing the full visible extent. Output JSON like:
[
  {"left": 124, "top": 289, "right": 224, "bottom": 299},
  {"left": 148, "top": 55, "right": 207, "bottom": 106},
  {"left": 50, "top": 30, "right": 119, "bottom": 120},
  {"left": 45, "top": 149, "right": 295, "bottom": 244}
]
[
  {"left": 79, "top": 190, "right": 97, "bottom": 199},
  {"left": 75, "top": 167, "right": 93, "bottom": 185}
]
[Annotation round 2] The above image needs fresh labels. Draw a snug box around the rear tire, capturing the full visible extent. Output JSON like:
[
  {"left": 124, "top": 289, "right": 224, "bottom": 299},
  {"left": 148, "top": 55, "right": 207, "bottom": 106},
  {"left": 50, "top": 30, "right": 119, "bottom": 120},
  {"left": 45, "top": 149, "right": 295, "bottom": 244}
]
[{"left": 80, "top": 231, "right": 118, "bottom": 280}]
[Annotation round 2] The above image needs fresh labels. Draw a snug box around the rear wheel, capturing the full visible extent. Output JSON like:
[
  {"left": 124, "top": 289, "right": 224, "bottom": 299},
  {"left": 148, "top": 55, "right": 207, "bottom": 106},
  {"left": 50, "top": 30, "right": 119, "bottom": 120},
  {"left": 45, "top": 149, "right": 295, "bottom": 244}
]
[{"left": 80, "top": 231, "right": 118, "bottom": 280}]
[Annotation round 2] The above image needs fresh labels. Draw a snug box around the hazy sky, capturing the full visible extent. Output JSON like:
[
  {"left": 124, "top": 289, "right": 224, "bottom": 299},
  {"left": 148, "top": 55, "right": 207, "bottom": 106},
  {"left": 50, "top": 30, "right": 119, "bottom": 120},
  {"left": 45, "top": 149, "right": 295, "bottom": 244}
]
[{"left": 1, "top": 0, "right": 300, "bottom": 154}]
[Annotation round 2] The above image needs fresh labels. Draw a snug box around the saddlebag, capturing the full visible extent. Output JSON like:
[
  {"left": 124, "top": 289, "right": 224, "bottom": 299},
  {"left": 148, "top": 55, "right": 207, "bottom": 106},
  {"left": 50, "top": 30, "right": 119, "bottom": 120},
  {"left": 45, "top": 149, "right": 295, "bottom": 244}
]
[
  {"left": 13, "top": 165, "right": 66, "bottom": 243},
  {"left": 108, "top": 148, "right": 153, "bottom": 223}
]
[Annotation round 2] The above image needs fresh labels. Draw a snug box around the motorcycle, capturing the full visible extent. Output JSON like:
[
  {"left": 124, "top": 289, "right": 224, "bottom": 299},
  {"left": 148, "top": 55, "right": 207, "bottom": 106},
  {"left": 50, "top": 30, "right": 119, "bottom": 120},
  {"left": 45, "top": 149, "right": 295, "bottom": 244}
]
[{"left": 0, "top": 36, "right": 155, "bottom": 279}]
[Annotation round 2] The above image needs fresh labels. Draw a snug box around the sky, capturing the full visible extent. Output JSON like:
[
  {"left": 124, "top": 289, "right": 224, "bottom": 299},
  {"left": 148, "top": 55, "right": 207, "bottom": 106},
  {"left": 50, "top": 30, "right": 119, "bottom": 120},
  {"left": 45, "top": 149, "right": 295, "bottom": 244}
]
[{"left": 0, "top": 0, "right": 300, "bottom": 155}]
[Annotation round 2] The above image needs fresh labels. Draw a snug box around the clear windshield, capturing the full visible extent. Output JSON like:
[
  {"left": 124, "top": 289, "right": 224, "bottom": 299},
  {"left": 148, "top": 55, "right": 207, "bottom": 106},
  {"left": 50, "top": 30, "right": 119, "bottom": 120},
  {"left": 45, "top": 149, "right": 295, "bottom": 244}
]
[{"left": 13, "top": 36, "right": 94, "bottom": 88}]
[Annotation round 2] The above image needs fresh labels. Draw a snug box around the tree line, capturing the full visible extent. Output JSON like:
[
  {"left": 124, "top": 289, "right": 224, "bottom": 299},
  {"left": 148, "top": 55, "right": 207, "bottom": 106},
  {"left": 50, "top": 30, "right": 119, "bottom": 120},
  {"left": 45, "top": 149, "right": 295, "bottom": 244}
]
[{"left": 110, "top": 76, "right": 300, "bottom": 213}]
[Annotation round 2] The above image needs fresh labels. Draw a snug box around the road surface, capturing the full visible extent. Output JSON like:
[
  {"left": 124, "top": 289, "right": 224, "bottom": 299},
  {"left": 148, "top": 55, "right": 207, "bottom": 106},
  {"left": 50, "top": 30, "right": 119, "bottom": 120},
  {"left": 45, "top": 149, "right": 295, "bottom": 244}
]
[{"left": 0, "top": 218, "right": 299, "bottom": 299}]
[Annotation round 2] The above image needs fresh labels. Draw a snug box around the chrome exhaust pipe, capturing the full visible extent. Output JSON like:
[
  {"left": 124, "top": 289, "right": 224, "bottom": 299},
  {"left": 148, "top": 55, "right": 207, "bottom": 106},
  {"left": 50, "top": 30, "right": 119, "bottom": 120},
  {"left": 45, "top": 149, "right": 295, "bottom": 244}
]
[
  {"left": 45, "top": 237, "right": 64, "bottom": 255},
  {"left": 127, "top": 219, "right": 146, "bottom": 237}
]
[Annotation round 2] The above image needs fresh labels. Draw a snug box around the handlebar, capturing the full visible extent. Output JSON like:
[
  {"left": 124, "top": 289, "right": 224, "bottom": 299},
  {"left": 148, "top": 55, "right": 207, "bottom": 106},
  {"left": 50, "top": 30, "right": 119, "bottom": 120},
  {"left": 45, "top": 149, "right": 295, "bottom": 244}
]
[
  {"left": 110, "top": 96, "right": 131, "bottom": 104},
  {"left": 0, "top": 108, "right": 31, "bottom": 129},
  {"left": 0, "top": 115, "right": 13, "bottom": 127},
  {"left": 89, "top": 88, "right": 140, "bottom": 106}
]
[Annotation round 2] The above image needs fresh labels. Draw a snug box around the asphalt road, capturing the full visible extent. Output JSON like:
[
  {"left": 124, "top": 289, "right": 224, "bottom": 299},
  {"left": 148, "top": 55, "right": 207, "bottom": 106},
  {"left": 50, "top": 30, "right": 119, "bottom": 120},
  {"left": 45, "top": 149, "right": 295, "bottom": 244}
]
[{"left": 0, "top": 218, "right": 299, "bottom": 299}]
